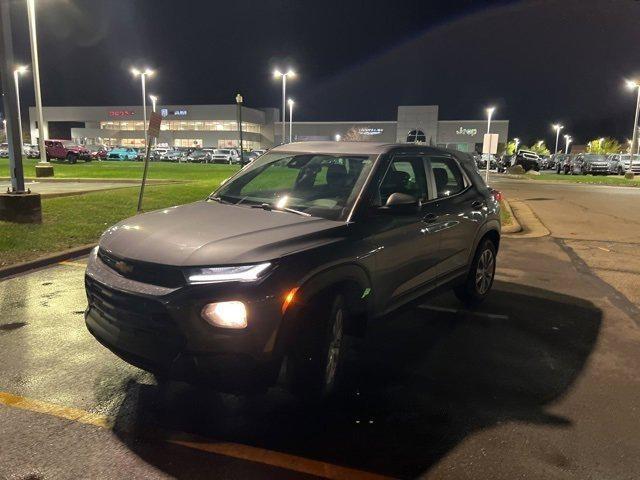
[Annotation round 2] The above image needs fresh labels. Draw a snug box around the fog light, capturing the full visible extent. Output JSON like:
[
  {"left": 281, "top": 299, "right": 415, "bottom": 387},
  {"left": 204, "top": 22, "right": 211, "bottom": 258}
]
[{"left": 201, "top": 301, "right": 247, "bottom": 329}]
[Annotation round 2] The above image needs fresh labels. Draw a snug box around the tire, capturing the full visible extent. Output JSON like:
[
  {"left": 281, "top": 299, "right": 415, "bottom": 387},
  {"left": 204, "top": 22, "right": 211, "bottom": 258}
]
[
  {"left": 288, "top": 293, "right": 347, "bottom": 401},
  {"left": 454, "top": 239, "right": 497, "bottom": 307},
  {"left": 66, "top": 153, "right": 77, "bottom": 164},
  {"left": 618, "top": 166, "right": 624, "bottom": 176}
]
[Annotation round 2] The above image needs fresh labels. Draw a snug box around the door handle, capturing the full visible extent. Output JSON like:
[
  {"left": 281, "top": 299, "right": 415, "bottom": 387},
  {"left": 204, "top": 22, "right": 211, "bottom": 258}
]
[{"left": 422, "top": 213, "right": 438, "bottom": 223}]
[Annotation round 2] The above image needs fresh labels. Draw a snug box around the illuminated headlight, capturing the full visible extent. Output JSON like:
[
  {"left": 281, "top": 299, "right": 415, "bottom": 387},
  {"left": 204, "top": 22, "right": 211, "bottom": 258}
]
[
  {"left": 185, "top": 262, "right": 271, "bottom": 284},
  {"left": 201, "top": 301, "right": 247, "bottom": 329}
]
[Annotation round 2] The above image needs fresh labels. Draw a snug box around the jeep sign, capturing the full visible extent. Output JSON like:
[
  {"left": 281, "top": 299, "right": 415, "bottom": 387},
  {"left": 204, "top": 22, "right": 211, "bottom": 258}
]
[{"left": 456, "top": 127, "right": 478, "bottom": 136}]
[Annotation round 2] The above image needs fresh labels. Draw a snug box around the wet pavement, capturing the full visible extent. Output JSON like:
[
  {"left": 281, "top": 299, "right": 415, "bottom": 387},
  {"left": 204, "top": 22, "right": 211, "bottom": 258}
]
[{"left": 2, "top": 226, "right": 640, "bottom": 479}]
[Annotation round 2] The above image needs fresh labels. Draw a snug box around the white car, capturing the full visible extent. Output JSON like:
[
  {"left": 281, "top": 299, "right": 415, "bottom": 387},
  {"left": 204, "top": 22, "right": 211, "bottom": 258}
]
[{"left": 210, "top": 148, "right": 240, "bottom": 164}]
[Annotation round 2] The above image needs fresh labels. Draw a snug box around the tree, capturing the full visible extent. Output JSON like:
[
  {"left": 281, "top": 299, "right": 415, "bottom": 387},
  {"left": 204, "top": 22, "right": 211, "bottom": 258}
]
[
  {"left": 586, "top": 137, "right": 621, "bottom": 154},
  {"left": 529, "top": 140, "right": 551, "bottom": 156},
  {"left": 505, "top": 140, "right": 529, "bottom": 155}
]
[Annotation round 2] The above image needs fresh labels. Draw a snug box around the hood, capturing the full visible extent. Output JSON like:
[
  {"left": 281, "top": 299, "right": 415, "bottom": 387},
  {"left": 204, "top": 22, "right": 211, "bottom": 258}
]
[{"left": 99, "top": 200, "right": 345, "bottom": 266}]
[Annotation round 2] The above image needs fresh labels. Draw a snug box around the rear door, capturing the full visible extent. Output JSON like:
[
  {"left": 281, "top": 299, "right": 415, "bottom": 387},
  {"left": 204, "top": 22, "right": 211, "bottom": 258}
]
[
  {"left": 368, "top": 151, "right": 440, "bottom": 312},
  {"left": 424, "top": 155, "right": 483, "bottom": 279}
]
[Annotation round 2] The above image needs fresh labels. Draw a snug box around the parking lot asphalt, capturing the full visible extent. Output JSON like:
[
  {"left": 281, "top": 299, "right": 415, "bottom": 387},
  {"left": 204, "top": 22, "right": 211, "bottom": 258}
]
[
  {"left": 2, "top": 217, "right": 640, "bottom": 479},
  {"left": 0, "top": 180, "right": 137, "bottom": 197}
]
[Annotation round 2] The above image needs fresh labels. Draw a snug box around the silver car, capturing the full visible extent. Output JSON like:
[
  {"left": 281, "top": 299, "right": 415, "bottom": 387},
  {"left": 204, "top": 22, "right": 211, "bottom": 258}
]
[{"left": 607, "top": 154, "right": 640, "bottom": 175}]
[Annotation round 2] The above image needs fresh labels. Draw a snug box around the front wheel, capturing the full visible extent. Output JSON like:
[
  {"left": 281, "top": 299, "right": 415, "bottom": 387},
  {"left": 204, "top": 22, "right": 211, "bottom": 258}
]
[
  {"left": 66, "top": 153, "right": 78, "bottom": 164},
  {"left": 288, "top": 293, "right": 347, "bottom": 401},
  {"left": 454, "top": 239, "right": 497, "bottom": 306}
]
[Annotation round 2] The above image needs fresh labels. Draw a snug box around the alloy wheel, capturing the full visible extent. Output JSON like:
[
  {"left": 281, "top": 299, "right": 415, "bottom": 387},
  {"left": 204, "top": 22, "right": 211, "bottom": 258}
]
[
  {"left": 324, "top": 307, "right": 344, "bottom": 388},
  {"left": 475, "top": 249, "right": 495, "bottom": 295}
]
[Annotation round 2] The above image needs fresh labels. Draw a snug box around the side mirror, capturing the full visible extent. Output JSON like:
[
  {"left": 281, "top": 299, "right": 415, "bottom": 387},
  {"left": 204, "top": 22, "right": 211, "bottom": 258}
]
[{"left": 378, "top": 192, "right": 421, "bottom": 214}]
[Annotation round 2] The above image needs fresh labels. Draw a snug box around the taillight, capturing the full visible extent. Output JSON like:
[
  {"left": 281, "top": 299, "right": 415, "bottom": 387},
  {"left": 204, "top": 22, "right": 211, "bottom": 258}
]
[{"left": 491, "top": 189, "right": 503, "bottom": 202}]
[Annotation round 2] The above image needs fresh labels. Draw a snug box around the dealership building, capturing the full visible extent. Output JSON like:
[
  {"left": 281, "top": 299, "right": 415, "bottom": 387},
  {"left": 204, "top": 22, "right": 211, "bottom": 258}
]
[{"left": 28, "top": 104, "right": 508, "bottom": 153}]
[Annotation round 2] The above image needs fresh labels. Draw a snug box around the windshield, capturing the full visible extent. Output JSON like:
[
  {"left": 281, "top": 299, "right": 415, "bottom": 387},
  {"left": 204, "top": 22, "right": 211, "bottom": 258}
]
[
  {"left": 216, "top": 149, "right": 231, "bottom": 154},
  {"left": 212, "top": 152, "right": 374, "bottom": 221},
  {"left": 62, "top": 141, "right": 78, "bottom": 148},
  {"left": 584, "top": 155, "right": 607, "bottom": 161}
]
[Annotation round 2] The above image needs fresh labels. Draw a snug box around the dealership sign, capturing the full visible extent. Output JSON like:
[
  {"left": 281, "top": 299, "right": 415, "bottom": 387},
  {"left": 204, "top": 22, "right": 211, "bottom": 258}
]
[
  {"left": 160, "top": 108, "right": 188, "bottom": 117},
  {"left": 456, "top": 127, "right": 478, "bottom": 136},
  {"left": 357, "top": 127, "right": 384, "bottom": 136},
  {"left": 109, "top": 110, "right": 135, "bottom": 117}
]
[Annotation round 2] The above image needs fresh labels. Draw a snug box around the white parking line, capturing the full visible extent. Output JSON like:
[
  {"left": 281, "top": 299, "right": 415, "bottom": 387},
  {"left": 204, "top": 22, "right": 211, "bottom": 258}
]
[{"left": 418, "top": 304, "right": 509, "bottom": 320}]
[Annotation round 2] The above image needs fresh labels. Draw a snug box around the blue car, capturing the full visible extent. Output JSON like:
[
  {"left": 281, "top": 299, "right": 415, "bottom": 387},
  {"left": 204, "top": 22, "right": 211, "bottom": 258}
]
[{"left": 106, "top": 147, "right": 138, "bottom": 161}]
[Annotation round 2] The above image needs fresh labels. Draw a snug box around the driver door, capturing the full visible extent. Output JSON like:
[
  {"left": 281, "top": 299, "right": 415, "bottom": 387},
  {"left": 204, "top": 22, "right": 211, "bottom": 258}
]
[{"left": 369, "top": 153, "right": 440, "bottom": 313}]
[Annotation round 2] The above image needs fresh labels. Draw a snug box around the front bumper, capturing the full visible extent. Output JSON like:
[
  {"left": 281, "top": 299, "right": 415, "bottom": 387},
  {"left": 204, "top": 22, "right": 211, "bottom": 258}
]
[{"left": 84, "top": 250, "right": 286, "bottom": 390}]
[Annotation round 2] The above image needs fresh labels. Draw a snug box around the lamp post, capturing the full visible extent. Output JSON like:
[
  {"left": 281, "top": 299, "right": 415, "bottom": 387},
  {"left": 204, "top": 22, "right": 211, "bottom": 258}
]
[
  {"left": 149, "top": 94, "right": 158, "bottom": 113},
  {"left": 513, "top": 137, "right": 520, "bottom": 152},
  {"left": 552, "top": 124, "right": 563, "bottom": 154},
  {"left": 626, "top": 80, "right": 640, "bottom": 171},
  {"left": 26, "top": 0, "right": 48, "bottom": 168},
  {"left": 13, "top": 65, "right": 27, "bottom": 155},
  {"left": 335, "top": 134, "right": 341, "bottom": 142},
  {"left": 564, "top": 134, "right": 572, "bottom": 154},
  {"left": 484, "top": 107, "right": 495, "bottom": 181},
  {"left": 131, "top": 67, "right": 153, "bottom": 147},
  {"left": 287, "top": 98, "right": 294, "bottom": 143},
  {"left": 273, "top": 68, "right": 295, "bottom": 144},
  {"left": 235, "top": 93, "right": 243, "bottom": 157}
]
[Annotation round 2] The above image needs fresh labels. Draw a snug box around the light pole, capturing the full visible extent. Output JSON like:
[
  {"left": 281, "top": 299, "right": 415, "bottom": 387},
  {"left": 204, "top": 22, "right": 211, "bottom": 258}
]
[
  {"left": 273, "top": 68, "right": 295, "bottom": 144},
  {"left": 485, "top": 107, "right": 495, "bottom": 181},
  {"left": 564, "top": 134, "right": 572, "bottom": 154},
  {"left": 26, "top": 0, "right": 48, "bottom": 168},
  {"left": 131, "top": 67, "right": 153, "bottom": 148},
  {"left": 235, "top": 93, "right": 243, "bottom": 157},
  {"left": 149, "top": 94, "right": 158, "bottom": 113},
  {"left": 287, "top": 98, "right": 294, "bottom": 143},
  {"left": 552, "top": 124, "right": 563, "bottom": 154},
  {"left": 626, "top": 80, "right": 640, "bottom": 171},
  {"left": 513, "top": 137, "right": 520, "bottom": 152},
  {"left": 13, "top": 65, "right": 27, "bottom": 154}
]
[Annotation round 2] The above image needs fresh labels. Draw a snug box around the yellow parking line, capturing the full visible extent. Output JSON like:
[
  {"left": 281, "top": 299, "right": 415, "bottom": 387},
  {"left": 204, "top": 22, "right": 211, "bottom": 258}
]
[
  {"left": 59, "top": 261, "right": 87, "bottom": 268},
  {"left": 0, "top": 390, "right": 394, "bottom": 480}
]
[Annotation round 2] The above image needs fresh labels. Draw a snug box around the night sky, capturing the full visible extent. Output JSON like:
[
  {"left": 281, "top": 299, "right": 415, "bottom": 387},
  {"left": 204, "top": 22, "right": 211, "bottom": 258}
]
[{"left": 5, "top": 0, "right": 640, "bottom": 146}]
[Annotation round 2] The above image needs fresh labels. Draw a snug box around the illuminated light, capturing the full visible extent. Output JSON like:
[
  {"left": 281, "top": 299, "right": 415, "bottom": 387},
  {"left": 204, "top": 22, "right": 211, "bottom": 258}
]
[
  {"left": 286, "top": 69, "right": 296, "bottom": 77},
  {"left": 282, "top": 287, "right": 298, "bottom": 314},
  {"left": 131, "top": 68, "right": 140, "bottom": 76},
  {"left": 201, "top": 301, "right": 247, "bottom": 329},
  {"left": 276, "top": 195, "right": 289, "bottom": 209},
  {"left": 626, "top": 79, "right": 639, "bottom": 90},
  {"left": 14, "top": 65, "right": 28, "bottom": 74},
  {"left": 186, "top": 262, "right": 271, "bottom": 284},
  {"left": 273, "top": 69, "right": 282, "bottom": 77},
  {"left": 335, "top": 134, "right": 341, "bottom": 141}
]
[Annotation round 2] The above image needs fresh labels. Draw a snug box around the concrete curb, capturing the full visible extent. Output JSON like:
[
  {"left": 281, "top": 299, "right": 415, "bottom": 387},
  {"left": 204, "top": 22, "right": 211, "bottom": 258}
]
[
  {"left": 0, "top": 243, "right": 95, "bottom": 279},
  {"left": 501, "top": 198, "right": 522, "bottom": 234},
  {"left": 503, "top": 199, "right": 550, "bottom": 238},
  {"left": 0, "top": 177, "right": 180, "bottom": 184}
]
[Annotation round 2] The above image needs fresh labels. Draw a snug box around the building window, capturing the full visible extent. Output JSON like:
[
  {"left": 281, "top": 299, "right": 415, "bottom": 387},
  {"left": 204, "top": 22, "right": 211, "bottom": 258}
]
[
  {"left": 217, "top": 139, "right": 261, "bottom": 150},
  {"left": 174, "top": 138, "right": 203, "bottom": 148},
  {"left": 121, "top": 138, "right": 146, "bottom": 147},
  {"left": 407, "top": 129, "right": 426, "bottom": 143}
]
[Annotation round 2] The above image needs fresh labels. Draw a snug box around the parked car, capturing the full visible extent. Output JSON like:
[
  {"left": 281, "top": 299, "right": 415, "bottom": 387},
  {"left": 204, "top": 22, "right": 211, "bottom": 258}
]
[
  {"left": 88, "top": 145, "right": 108, "bottom": 160},
  {"left": 239, "top": 151, "right": 260, "bottom": 166},
  {"left": 554, "top": 153, "right": 572, "bottom": 174},
  {"left": 569, "top": 153, "right": 610, "bottom": 175},
  {"left": 251, "top": 149, "right": 267, "bottom": 156},
  {"left": 45, "top": 139, "right": 91, "bottom": 163},
  {"left": 210, "top": 148, "right": 240, "bottom": 164},
  {"left": 607, "top": 153, "right": 640, "bottom": 175},
  {"left": 538, "top": 154, "right": 551, "bottom": 169},
  {"left": 162, "top": 150, "right": 187, "bottom": 162},
  {"left": 513, "top": 150, "right": 540, "bottom": 172},
  {"left": 22, "top": 143, "right": 39, "bottom": 158},
  {"left": 475, "top": 153, "right": 497, "bottom": 171},
  {"left": 106, "top": 147, "right": 138, "bottom": 161},
  {"left": 0, "top": 143, "right": 9, "bottom": 157},
  {"left": 84, "top": 141, "right": 501, "bottom": 397},
  {"left": 152, "top": 147, "right": 171, "bottom": 161},
  {"left": 186, "top": 150, "right": 212, "bottom": 163}
]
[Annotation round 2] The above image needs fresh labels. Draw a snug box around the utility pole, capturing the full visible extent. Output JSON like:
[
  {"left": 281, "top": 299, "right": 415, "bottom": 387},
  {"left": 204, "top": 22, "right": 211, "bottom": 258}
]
[
  {"left": 0, "top": 0, "right": 41, "bottom": 222},
  {"left": 236, "top": 93, "right": 243, "bottom": 158}
]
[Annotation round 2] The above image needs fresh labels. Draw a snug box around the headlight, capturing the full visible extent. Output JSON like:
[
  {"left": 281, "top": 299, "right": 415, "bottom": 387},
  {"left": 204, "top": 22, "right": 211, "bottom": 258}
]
[
  {"left": 185, "top": 262, "right": 271, "bottom": 284},
  {"left": 201, "top": 301, "right": 247, "bottom": 329}
]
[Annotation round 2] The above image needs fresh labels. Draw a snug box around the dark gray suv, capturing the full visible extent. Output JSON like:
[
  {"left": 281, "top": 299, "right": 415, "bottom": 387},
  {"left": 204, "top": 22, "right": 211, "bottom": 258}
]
[{"left": 85, "top": 142, "right": 501, "bottom": 398}]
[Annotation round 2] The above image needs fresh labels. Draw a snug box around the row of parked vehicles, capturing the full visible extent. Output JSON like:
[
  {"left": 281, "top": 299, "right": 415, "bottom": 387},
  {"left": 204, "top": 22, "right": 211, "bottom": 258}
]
[{"left": 473, "top": 150, "right": 640, "bottom": 176}]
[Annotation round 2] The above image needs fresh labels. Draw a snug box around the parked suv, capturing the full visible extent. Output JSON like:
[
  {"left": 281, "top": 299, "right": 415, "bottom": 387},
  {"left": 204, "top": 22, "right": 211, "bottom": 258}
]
[
  {"left": 607, "top": 153, "right": 640, "bottom": 175},
  {"left": 513, "top": 150, "right": 540, "bottom": 171},
  {"left": 210, "top": 148, "right": 240, "bottom": 164},
  {"left": 45, "top": 139, "right": 91, "bottom": 163},
  {"left": 85, "top": 142, "right": 500, "bottom": 397},
  {"left": 569, "top": 153, "right": 610, "bottom": 175}
]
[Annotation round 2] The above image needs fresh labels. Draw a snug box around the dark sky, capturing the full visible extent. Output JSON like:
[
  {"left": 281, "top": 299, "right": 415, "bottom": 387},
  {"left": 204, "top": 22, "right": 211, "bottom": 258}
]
[{"left": 5, "top": 0, "right": 640, "bottom": 146}]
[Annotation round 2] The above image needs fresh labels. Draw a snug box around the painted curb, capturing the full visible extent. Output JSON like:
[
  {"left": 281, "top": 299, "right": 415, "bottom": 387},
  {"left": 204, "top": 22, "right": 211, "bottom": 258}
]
[
  {"left": 501, "top": 198, "right": 522, "bottom": 234},
  {"left": 0, "top": 243, "right": 96, "bottom": 279}
]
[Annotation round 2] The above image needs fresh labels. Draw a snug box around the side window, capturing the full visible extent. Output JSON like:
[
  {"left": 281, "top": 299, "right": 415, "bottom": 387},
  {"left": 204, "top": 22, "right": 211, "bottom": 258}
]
[
  {"left": 429, "top": 157, "right": 466, "bottom": 198},
  {"left": 378, "top": 156, "right": 428, "bottom": 206}
]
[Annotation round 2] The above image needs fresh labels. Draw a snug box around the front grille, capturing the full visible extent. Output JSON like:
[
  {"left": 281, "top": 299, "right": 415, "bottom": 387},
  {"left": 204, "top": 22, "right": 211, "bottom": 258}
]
[
  {"left": 98, "top": 248, "right": 186, "bottom": 288},
  {"left": 85, "top": 276, "right": 179, "bottom": 336}
]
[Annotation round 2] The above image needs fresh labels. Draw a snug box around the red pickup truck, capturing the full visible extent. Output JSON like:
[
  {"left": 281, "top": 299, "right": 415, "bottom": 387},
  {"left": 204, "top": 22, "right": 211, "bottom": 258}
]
[{"left": 44, "top": 139, "right": 91, "bottom": 163}]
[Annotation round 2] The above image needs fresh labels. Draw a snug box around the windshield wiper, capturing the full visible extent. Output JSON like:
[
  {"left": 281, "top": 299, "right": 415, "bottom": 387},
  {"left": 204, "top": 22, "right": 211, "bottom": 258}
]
[
  {"left": 208, "top": 196, "right": 232, "bottom": 204},
  {"left": 250, "top": 203, "right": 311, "bottom": 217}
]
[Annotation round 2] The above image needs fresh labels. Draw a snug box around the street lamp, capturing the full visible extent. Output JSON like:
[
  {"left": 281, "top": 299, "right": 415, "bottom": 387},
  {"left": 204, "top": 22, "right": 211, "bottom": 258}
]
[
  {"left": 486, "top": 106, "right": 495, "bottom": 134},
  {"left": 335, "top": 134, "right": 341, "bottom": 142},
  {"left": 235, "top": 93, "right": 243, "bottom": 156},
  {"left": 287, "top": 98, "right": 294, "bottom": 143},
  {"left": 131, "top": 67, "right": 154, "bottom": 147},
  {"left": 626, "top": 79, "right": 640, "bottom": 171},
  {"left": 552, "top": 124, "right": 564, "bottom": 154},
  {"left": 26, "top": 0, "right": 48, "bottom": 166},
  {"left": 273, "top": 68, "right": 295, "bottom": 144},
  {"left": 564, "top": 134, "right": 572, "bottom": 154},
  {"left": 149, "top": 94, "right": 158, "bottom": 113},
  {"left": 513, "top": 137, "right": 520, "bottom": 152},
  {"left": 13, "top": 65, "right": 28, "bottom": 155}
]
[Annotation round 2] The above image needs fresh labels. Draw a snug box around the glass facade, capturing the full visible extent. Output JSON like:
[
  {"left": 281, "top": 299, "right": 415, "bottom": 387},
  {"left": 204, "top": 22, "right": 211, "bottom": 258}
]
[
  {"left": 100, "top": 120, "right": 260, "bottom": 133},
  {"left": 217, "top": 139, "right": 261, "bottom": 150},
  {"left": 174, "top": 138, "right": 203, "bottom": 147}
]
